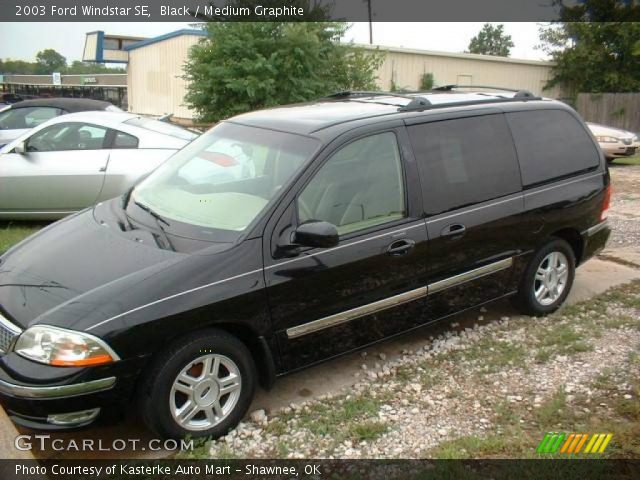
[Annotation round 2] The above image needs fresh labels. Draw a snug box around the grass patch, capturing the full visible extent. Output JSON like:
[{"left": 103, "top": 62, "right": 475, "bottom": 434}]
[
  {"left": 534, "top": 388, "right": 574, "bottom": 430},
  {"left": 535, "top": 323, "right": 594, "bottom": 357},
  {"left": 591, "top": 367, "right": 620, "bottom": 392},
  {"left": 611, "top": 155, "right": 640, "bottom": 166},
  {"left": 0, "top": 221, "right": 46, "bottom": 254},
  {"left": 451, "top": 338, "right": 528, "bottom": 373},
  {"left": 295, "top": 395, "right": 380, "bottom": 437},
  {"left": 345, "top": 420, "right": 388, "bottom": 442},
  {"left": 418, "top": 369, "right": 443, "bottom": 389},
  {"left": 429, "top": 431, "right": 531, "bottom": 459},
  {"left": 603, "top": 314, "right": 640, "bottom": 331}
]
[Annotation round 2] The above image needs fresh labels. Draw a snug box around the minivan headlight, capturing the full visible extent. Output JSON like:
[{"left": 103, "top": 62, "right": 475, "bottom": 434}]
[{"left": 14, "top": 326, "right": 119, "bottom": 367}]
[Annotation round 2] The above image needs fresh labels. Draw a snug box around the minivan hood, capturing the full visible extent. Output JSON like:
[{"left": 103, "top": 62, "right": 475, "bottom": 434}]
[{"left": 0, "top": 205, "right": 188, "bottom": 329}]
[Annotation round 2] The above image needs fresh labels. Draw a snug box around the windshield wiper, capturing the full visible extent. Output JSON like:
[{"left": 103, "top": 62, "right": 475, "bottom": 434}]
[
  {"left": 133, "top": 201, "right": 175, "bottom": 251},
  {"left": 133, "top": 200, "right": 170, "bottom": 226}
]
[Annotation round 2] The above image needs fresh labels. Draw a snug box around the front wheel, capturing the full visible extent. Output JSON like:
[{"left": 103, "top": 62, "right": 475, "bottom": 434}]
[
  {"left": 511, "top": 239, "right": 576, "bottom": 316},
  {"left": 139, "top": 329, "right": 256, "bottom": 439}
]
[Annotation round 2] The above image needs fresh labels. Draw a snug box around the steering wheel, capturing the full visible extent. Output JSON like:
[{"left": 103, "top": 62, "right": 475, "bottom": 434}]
[
  {"left": 27, "top": 138, "right": 55, "bottom": 152},
  {"left": 297, "top": 197, "right": 314, "bottom": 222}
]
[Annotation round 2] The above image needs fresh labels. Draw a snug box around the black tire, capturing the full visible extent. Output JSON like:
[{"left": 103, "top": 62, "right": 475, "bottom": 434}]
[
  {"left": 511, "top": 238, "right": 576, "bottom": 316},
  {"left": 138, "top": 328, "right": 256, "bottom": 439}
]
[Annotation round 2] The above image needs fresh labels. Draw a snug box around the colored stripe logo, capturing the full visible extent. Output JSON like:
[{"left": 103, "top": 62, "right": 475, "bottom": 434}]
[{"left": 537, "top": 432, "right": 613, "bottom": 454}]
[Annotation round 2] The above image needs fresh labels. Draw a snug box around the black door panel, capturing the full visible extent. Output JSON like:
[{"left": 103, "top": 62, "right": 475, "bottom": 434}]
[
  {"left": 407, "top": 114, "right": 526, "bottom": 316},
  {"left": 267, "top": 220, "right": 429, "bottom": 370},
  {"left": 263, "top": 126, "right": 430, "bottom": 372}
]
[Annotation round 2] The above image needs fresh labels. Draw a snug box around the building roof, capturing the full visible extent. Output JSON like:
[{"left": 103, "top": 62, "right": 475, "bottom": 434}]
[
  {"left": 359, "top": 44, "right": 555, "bottom": 67},
  {"left": 8, "top": 98, "right": 116, "bottom": 112},
  {"left": 231, "top": 91, "right": 557, "bottom": 135},
  {"left": 124, "top": 29, "right": 207, "bottom": 51}
]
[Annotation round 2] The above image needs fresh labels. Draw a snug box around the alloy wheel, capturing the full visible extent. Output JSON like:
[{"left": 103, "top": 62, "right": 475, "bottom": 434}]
[
  {"left": 533, "top": 251, "right": 569, "bottom": 306},
  {"left": 169, "top": 353, "right": 242, "bottom": 431}
]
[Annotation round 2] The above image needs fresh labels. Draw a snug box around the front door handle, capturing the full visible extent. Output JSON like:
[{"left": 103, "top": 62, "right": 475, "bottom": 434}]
[
  {"left": 386, "top": 239, "right": 415, "bottom": 256},
  {"left": 441, "top": 223, "right": 466, "bottom": 238}
]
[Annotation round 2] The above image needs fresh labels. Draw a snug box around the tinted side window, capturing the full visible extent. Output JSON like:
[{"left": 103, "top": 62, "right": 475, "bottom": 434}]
[
  {"left": 407, "top": 114, "right": 521, "bottom": 215},
  {"left": 112, "top": 130, "right": 139, "bottom": 149},
  {"left": 506, "top": 109, "right": 600, "bottom": 187},
  {"left": 298, "top": 132, "right": 406, "bottom": 236},
  {"left": 0, "top": 107, "right": 62, "bottom": 129},
  {"left": 27, "top": 123, "right": 108, "bottom": 152}
]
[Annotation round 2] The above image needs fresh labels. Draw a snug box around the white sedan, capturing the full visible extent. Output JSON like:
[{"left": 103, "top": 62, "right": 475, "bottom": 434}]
[
  {"left": 0, "top": 111, "right": 198, "bottom": 220},
  {"left": 587, "top": 122, "right": 639, "bottom": 162}
]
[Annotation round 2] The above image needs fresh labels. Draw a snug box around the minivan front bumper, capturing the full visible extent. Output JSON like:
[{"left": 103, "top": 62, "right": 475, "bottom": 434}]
[
  {"left": 0, "top": 376, "right": 116, "bottom": 399},
  {"left": 0, "top": 354, "right": 146, "bottom": 430}
]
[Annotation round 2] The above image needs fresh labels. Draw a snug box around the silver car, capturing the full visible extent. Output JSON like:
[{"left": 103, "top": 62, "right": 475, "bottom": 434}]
[
  {"left": 0, "top": 111, "right": 198, "bottom": 220},
  {"left": 587, "top": 122, "right": 639, "bottom": 162}
]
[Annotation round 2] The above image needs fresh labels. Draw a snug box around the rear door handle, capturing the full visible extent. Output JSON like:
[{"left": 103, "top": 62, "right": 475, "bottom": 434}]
[
  {"left": 386, "top": 239, "right": 415, "bottom": 256},
  {"left": 441, "top": 223, "right": 466, "bottom": 238}
]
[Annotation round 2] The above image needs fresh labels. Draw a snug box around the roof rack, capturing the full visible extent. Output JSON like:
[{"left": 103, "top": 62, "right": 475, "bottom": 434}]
[
  {"left": 323, "top": 90, "right": 432, "bottom": 105},
  {"left": 398, "top": 94, "right": 542, "bottom": 113},
  {"left": 431, "top": 84, "right": 537, "bottom": 98},
  {"left": 322, "top": 88, "right": 541, "bottom": 114}
]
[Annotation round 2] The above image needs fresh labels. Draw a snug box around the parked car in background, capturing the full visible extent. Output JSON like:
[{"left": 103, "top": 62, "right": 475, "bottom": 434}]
[
  {"left": 0, "top": 111, "right": 198, "bottom": 219},
  {"left": 587, "top": 122, "right": 639, "bottom": 162},
  {"left": 0, "top": 90, "right": 610, "bottom": 438},
  {"left": 0, "top": 98, "right": 121, "bottom": 148},
  {"left": 0, "top": 93, "right": 26, "bottom": 109}
]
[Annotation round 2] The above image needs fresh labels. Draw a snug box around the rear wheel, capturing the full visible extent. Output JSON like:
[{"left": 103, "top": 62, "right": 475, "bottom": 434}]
[
  {"left": 511, "top": 238, "right": 575, "bottom": 316},
  {"left": 139, "top": 329, "right": 256, "bottom": 439}
]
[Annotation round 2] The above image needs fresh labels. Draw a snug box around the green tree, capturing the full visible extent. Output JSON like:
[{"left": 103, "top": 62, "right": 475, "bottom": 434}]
[
  {"left": 539, "top": 1, "right": 640, "bottom": 94},
  {"left": 0, "top": 59, "right": 38, "bottom": 74},
  {"left": 65, "top": 61, "right": 125, "bottom": 74},
  {"left": 420, "top": 72, "right": 435, "bottom": 90},
  {"left": 184, "top": 22, "right": 384, "bottom": 122},
  {"left": 35, "top": 49, "right": 67, "bottom": 74},
  {"left": 468, "top": 23, "right": 514, "bottom": 57}
]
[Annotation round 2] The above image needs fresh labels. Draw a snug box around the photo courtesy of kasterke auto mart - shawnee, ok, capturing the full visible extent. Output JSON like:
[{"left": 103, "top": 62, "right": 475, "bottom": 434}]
[{"left": 0, "top": 1, "right": 639, "bottom": 479}]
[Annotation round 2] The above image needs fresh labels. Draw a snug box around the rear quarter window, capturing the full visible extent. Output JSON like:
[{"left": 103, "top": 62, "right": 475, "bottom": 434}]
[
  {"left": 407, "top": 114, "right": 522, "bottom": 215},
  {"left": 506, "top": 109, "right": 600, "bottom": 187}
]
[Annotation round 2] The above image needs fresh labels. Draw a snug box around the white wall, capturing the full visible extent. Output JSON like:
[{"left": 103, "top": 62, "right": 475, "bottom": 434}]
[{"left": 127, "top": 34, "right": 203, "bottom": 120}]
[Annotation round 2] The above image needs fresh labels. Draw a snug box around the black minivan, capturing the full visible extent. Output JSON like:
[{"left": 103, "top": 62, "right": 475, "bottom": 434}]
[{"left": 0, "top": 89, "right": 610, "bottom": 438}]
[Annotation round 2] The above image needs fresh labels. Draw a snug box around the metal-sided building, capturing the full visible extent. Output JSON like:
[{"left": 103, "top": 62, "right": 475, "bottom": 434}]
[
  {"left": 368, "top": 45, "right": 560, "bottom": 98},
  {"left": 79, "top": 29, "right": 561, "bottom": 123},
  {"left": 123, "top": 29, "right": 207, "bottom": 122}
]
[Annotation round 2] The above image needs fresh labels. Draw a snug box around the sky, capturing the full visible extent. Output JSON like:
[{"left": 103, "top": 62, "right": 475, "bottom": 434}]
[{"left": 0, "top": 22, "right": 549, "bottom": 64}]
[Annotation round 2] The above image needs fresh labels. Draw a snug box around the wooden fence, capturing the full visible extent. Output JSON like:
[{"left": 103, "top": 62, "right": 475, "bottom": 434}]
[{"left": 576, "top": 92, "right": 640, "bottom": 133}]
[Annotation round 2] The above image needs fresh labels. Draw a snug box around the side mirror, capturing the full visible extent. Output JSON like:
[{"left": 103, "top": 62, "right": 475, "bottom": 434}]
[
  {"left": 13, "top": 141, "right": 25, "bottom": 154},
  {"left": 294, "top": 221, "right": 339, "bottom": 249}
]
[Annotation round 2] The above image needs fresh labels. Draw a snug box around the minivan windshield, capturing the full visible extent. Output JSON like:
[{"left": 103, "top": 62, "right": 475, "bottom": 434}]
[{"left": 131, "top": 122, "right": 319, "bottom": 238}]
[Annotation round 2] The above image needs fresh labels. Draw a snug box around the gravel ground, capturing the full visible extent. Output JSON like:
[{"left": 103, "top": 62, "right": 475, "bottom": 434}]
[
  {"left": 607, "top": 164, "right": 640, "bottom": 248},
  {"left": 200, "top": 282, "right": 640, "bottom": 459}
]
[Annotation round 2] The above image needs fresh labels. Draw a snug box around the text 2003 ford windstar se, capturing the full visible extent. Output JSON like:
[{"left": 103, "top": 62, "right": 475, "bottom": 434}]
[{"left": 0, "top": 89, "right": 610, "bottom": 438}]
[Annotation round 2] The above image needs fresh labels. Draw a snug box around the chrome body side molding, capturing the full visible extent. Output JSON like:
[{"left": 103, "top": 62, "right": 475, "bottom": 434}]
[
  {"left": 428, "top": 257, "right": 513, "bottom": 294},
  {"left": 286, "top": 286, "right": 429, "bottom": 339},
  {"left": 286, "top": 257, "right": 513, "bottom": 339}
]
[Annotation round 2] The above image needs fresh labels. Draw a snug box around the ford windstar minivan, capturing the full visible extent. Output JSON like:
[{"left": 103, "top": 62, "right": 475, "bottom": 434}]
[{"left": 0, "top": 88, "right": 611, "bottom": 438}]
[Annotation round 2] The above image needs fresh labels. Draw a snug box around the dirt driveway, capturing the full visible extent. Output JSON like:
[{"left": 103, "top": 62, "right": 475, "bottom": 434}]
[{"left": 10, "top": 165, "right": 640, "bottom": 460}]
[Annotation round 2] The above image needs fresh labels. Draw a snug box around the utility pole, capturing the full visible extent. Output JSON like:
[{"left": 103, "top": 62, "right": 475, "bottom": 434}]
[{"left": 366, "top": 0, "right": 373, "bottom": 44}]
